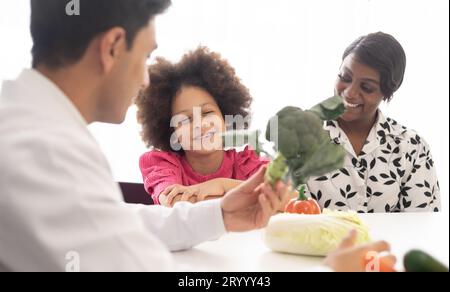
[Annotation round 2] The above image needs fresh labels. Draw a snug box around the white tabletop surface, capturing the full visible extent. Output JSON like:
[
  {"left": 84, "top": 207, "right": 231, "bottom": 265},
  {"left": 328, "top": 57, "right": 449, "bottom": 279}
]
[{"left": 172, "top": 212, "right": 449, "bottom": 272}]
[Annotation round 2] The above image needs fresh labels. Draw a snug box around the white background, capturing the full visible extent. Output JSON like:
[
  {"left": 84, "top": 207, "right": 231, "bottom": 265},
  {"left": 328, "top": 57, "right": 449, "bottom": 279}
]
[{"left": 1, "top": 0, "right": 448, "bottom": 213}]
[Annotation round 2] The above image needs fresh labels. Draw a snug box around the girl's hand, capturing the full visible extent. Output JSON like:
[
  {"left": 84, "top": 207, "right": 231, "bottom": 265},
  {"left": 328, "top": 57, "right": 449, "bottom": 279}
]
[
  {"left": 160, "top": 184, "right": 199, "bottom": 207},
  {"left": 159, "top": 190, "right": 197, "bottom": 207},
  {"left": 194, "top": 180, "right": 228, "bottom": 201},
  {"left": 161, "top": 180, "right": 226, "bottom": 207}
]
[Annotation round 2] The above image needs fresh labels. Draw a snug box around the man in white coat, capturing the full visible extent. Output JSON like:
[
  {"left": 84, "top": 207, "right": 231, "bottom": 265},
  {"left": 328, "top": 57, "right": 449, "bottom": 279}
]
[{"left": 0, "top": 0, "right": 394, "bottom": 272}]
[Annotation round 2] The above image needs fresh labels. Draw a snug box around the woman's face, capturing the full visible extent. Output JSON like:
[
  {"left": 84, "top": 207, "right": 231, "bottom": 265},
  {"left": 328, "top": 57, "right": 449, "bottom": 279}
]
[
  {"left": 171, "top": 86, "right": 225, "bottom": 154},
  {"left": 335, "top": 54, "right": 384, "bottom": 124}
]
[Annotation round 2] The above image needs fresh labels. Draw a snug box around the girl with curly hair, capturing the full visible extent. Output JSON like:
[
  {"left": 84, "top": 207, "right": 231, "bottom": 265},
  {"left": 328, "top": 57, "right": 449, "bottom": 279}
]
[{"left": 136, "top": 47, "right": 268, "bottom": 206}]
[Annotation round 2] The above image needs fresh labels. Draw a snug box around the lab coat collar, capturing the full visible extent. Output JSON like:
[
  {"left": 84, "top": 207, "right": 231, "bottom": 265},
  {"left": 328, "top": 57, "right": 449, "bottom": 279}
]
[{"left": 1, "top": 68, "right": 89, "bottom": 131}]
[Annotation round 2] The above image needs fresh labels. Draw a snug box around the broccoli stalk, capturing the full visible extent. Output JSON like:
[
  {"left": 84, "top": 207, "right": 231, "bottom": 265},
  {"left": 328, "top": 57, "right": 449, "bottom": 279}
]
[{"left": 265, "top": 153, "right": 288, "bottom": 186}]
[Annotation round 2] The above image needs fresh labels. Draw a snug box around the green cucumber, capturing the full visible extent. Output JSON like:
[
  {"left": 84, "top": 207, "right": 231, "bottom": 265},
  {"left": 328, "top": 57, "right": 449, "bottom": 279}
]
[{"left": 404, "top": 250, "right": 449, "bottom": 272}]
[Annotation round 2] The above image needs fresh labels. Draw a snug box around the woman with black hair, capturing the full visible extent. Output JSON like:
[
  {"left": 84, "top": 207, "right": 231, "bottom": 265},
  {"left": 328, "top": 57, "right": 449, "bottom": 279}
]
[{"left": 306, "top": 32, "right": 441, "bottom": 213}]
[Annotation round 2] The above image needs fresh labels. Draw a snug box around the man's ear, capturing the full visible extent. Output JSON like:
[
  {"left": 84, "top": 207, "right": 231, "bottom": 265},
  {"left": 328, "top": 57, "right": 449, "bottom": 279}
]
[{"left": 98, "top": 27, "right": 127, "bottom": 74}]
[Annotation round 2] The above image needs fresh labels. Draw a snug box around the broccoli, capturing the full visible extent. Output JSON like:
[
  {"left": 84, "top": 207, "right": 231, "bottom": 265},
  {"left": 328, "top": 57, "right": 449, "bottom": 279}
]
[
  {"left": 309, "top": 95, "right": 347, "bottom": 121},
  {"left": 265, "top": 95, "right": 346, "bottom": 194},
  {"left": 223, "top": 95, "right": 347, "bottom": 195}
]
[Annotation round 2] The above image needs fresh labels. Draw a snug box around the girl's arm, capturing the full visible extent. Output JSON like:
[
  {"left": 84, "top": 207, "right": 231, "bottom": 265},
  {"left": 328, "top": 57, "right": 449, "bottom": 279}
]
[
  {"left": 162, "top": 178, "right": 244, "bottom": 207},
  {"left": 160, "top": 192, "right": 196, "bottom": 207},
  {"left": 219, "top": 178, "right": 243, "bottom": 192}
]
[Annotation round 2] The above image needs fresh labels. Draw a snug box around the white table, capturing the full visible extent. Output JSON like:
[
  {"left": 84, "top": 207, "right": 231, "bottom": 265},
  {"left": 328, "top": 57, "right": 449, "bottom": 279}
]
[{"left": 172, "top": 212, "right": 449, "bottom": 271}]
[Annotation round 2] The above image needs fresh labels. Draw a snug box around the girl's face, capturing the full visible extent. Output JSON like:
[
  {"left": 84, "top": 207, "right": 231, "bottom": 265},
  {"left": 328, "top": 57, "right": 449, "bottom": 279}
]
[
  {"left": 335, "top": 54, "right": 384, "bottom": 124},
  {"left": 171, "top": 86, "right": 225, "bottom": 154}
]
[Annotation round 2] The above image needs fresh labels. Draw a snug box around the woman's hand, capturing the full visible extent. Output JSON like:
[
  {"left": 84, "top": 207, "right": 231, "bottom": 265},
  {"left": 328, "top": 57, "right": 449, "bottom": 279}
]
[{"left": 323, "top": 230, "right": 397, "bottom": 272}]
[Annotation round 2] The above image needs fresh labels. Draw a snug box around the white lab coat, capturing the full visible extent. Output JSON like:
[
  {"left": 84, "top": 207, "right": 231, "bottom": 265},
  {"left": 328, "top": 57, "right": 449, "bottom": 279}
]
[{"left": 0, "top": 69, "right": 226, "bottom": 272}]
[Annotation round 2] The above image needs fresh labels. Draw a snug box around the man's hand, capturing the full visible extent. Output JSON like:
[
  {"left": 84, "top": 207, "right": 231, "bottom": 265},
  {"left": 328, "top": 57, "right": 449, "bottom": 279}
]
[
  {"left": 221, "top": 166, "right": 291, "bottom": 232},
  {"left": 323, "top": 230, "right": 397, "bottom": 272}
]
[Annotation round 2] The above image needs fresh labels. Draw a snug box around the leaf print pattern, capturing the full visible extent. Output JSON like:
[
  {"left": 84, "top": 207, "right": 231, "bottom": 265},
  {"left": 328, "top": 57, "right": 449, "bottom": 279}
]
[{"left": 304, "top": 111, "right": 441, "bottom": 213}]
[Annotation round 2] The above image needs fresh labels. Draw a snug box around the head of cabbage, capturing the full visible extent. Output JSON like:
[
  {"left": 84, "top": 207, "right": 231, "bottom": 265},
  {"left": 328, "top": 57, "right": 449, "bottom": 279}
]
[{"left": 263, "top": 209, "right": 371, "bottom": 257}]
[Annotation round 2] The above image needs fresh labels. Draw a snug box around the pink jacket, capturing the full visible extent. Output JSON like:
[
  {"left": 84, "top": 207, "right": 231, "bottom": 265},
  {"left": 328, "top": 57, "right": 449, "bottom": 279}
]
[{"left": 140, "top": 146, "right": 269, "bottom": 204}]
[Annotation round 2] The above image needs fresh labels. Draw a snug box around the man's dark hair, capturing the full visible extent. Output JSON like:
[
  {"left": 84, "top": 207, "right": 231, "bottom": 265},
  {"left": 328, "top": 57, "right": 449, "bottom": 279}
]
[
  {"left": 30, "top": 0, "right": 171, "bottom": 68},
  {"left": 343, "top": 32, "right": 407, "bottom": 102}
]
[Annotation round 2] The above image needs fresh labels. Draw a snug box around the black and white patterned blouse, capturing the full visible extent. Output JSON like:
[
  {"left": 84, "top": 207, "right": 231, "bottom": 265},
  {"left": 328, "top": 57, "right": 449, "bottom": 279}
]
[{"left": 305, "top": 111, "right": 441, "bottom": 213}]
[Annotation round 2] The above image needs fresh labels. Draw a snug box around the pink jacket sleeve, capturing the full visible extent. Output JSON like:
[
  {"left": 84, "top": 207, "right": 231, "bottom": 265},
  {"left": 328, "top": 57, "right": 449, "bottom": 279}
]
[
  {"left": 234, "top": 146, "right": 270, "bottom": 180},
  {"left": 139, "top": 151, "right": 183, "bottom": 204}
]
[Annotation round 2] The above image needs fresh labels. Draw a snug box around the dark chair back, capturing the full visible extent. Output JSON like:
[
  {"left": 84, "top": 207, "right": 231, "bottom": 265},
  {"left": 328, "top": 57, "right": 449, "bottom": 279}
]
[{"left": 119, "top": 182, "right": 153, "bottom": 205}]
